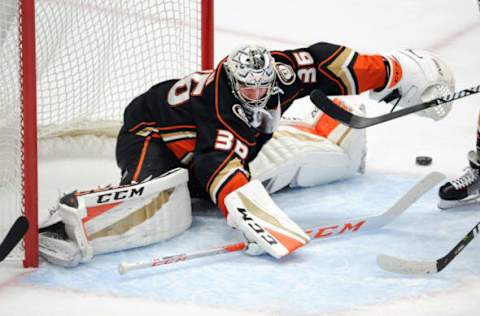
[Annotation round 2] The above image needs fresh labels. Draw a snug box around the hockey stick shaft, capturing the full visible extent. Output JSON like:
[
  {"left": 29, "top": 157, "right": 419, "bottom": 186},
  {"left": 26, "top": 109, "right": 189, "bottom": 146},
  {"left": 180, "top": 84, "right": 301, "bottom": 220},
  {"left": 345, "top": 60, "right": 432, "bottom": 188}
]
[
  {"left": 120, "top": 215, "right": 390, "bottom": 275},
  {"left": 0, "top": 216, "right": 29, "bottom": 263},
  {"left": 118, "top": 172, "right": 443, "bottom": 275},
  {"left": 377, "top": 221, "right": 480, "bottom": 275},
  {"left": 436, "top": 221, "right": 480, "bottom": 271},
  {"left": 310, "top": 85, "right": 480, "bottom": 129},
  {"left": 118, "top": 216, "right": 375, "bottom": 275}
]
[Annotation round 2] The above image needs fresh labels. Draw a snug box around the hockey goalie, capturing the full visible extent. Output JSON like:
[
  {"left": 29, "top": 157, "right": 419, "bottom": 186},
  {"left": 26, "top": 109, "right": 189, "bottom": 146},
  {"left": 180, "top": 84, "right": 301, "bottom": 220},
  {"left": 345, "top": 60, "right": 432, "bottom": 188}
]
[{"left": 39, "top": 42, "right": 454, "bottom": 267}]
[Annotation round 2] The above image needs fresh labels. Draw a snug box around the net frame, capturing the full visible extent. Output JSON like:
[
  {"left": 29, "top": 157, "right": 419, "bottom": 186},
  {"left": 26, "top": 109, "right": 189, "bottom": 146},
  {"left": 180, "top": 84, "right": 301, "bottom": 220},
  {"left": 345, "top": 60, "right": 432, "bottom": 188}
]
[{"left": 0, "top": 0, "right": 214, "bottom": 267}]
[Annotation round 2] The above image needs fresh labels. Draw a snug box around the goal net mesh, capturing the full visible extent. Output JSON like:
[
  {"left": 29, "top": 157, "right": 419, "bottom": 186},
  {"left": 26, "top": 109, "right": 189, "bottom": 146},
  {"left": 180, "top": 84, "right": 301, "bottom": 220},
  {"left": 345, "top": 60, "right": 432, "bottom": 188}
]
[{"left": 0, "top": 0, "right": 206, "bottom": 262}]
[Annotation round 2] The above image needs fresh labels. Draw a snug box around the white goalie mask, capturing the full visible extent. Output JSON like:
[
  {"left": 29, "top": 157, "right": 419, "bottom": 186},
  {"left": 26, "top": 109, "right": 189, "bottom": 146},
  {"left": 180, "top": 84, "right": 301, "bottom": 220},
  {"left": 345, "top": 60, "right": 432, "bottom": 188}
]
[{"left": 225, "top": 45, "right": 277, "bottom": 116}]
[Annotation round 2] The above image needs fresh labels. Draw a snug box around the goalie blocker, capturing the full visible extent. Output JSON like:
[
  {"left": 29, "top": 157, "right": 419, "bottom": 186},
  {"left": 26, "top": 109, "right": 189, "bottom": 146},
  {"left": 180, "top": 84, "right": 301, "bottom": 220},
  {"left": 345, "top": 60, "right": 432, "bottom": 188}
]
[
  {"left": 39, "top": 168, "right": 192, "bottom": 267},
  {"left": 225, "top": 180, "right": 310, "bottom": 258}
]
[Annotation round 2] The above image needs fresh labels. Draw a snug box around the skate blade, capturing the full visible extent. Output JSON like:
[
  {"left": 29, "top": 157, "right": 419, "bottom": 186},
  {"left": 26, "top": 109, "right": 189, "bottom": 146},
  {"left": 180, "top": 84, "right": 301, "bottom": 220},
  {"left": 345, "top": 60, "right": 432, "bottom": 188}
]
[{"left": 438, "top": 195, "right": 480, "bottom": 210}]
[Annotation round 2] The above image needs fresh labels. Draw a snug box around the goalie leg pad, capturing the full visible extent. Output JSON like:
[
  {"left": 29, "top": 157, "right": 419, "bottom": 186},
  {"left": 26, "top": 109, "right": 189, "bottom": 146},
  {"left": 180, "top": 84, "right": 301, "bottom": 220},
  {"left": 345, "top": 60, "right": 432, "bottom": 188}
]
[
  {"left": 225, "top": 180, "right": 310, "bottom": 259},
  {"left": 40, "top": 168, "right": 192, "bottom": 266},
  {"left": 250, "top": 99, "right": 366, "bottom": 192},
  {"left": 77, "top": 168, "right": 192, "bottom": 255}
]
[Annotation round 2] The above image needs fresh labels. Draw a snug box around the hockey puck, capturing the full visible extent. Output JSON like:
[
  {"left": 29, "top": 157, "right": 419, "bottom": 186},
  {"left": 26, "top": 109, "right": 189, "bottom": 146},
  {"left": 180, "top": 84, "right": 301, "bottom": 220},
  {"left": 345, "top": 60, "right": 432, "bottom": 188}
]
[{"left": 415, "top": 156, "right": 432, "bottom": 166}]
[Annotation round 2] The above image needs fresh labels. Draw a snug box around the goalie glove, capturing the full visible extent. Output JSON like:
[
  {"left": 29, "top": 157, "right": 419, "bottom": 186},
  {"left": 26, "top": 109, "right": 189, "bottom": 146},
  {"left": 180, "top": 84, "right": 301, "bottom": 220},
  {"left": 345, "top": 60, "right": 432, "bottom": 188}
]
[
  {"left": 38, "top": 192, "right": 95, "bottom": 267},
  {"left": 39, "top": 228, "right": 83, "bottom": 267},
  {"left": 225, "top": 180, "right": 310, "bottom": 258},
  {"left": 370, "top": 49, "right": 455, "bottom": 121}
]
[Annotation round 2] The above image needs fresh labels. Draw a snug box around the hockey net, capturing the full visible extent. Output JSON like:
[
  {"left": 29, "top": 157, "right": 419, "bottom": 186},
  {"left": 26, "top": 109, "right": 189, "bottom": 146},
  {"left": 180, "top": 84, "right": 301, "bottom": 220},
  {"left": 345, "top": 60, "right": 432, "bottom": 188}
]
[{"left": 0, "top": 0, "right": 214, "bottom": 267}]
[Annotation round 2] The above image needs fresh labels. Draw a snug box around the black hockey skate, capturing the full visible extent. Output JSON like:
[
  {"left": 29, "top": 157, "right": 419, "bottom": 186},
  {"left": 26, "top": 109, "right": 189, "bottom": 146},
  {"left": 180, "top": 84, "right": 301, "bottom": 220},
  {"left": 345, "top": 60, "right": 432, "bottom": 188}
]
[{"left": 438, "top": 151, "right": 480, "bottom": 209}]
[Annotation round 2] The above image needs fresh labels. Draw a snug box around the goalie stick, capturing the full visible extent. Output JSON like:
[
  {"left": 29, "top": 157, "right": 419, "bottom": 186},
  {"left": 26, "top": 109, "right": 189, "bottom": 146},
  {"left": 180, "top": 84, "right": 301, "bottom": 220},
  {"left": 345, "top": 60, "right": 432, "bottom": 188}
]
[
  {"left": 118, "top": 172, "right": 444, "bottom": 275},
  {"left": 0, "top": 216, "right": 29, "bottom": 263},
  {"left": 377, "top": 221, "right": 480, "bottom": 275},
  {"left": 309, "top": 85, "right": 480, "bottom": 129}
]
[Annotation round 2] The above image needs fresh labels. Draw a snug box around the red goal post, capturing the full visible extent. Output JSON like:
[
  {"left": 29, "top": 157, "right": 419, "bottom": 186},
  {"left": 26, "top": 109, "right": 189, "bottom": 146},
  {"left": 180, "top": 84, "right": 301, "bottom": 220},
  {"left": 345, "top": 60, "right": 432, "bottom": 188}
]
[{"left": 0, "top": 0, "right": 214, "bottom": 268}]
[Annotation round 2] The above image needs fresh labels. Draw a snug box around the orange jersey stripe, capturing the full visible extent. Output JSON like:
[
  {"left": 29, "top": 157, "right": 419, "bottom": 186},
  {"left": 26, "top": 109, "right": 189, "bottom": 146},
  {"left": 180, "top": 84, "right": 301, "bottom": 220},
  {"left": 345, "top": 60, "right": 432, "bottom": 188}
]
[
  {"left": 128, "top": 121, "right": 156, "bottom": 133},
  {"left": 353, "top": 54, "right": 388, "bottom": 93},
  {"left": 156, "top": 125, "right": 197, "bottom": 131},
  {"left": 165, "top": 139, "right": 196, "bottom": 160},
  {"left": 217, "top": 172, "right": 249, "bottom": 217},
  {"left": 133, "top": 136, "right": 152, "bottom": 182}
]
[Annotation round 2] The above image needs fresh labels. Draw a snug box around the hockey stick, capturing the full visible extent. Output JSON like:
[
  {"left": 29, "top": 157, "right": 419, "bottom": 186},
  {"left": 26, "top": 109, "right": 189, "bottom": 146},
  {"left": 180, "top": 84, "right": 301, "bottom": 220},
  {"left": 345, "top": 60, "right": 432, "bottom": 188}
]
[
  {"left": 309, "top": 85, "right": 480, "bottom": 129},
  {"left": 0, "top": 216, "right": 29, "bottom": 263},
  {"left": 117, "top": 172, "right": 444, "bottom": 275},
  {"left": 377, "top": 221, "right": 480, "bottom": 275}
]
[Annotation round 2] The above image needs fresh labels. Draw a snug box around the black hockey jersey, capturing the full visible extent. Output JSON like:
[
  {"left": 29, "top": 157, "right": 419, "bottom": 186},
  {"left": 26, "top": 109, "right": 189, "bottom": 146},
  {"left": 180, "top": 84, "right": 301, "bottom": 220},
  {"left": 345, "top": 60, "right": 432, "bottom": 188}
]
[{"left": 119, "top": 42, "right": 390, "bottom": 216}]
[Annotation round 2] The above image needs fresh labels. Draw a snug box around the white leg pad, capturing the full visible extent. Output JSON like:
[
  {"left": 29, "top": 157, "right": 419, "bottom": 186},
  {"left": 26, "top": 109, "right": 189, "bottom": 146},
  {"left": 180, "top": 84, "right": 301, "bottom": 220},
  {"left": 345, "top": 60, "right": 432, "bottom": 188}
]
[
  {"left": 46, "top": 168, "right": 192, "bottom": 267},
  {"left": 251, "top": 120, "right": 366, "bottom": 193}
]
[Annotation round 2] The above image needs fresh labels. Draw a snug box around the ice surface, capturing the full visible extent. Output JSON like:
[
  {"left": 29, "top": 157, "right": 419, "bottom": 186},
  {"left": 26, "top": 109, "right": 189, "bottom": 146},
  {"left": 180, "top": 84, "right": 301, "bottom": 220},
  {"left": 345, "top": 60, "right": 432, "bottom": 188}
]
[
  {"left": 20, "top": 174, "right": 480, "bottom": 316},
  {"left": 1, "top": 0, "right": 480, "bottom": 315}
]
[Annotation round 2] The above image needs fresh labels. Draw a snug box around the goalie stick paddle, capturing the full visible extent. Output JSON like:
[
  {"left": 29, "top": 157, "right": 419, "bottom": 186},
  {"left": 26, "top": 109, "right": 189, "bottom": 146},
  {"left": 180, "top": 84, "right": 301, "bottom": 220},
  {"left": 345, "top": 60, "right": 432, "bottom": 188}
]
[
  {"left": 0, "top": 216, "right": 29, "bottom": 263},
  {"left": 310, "top": 85, "right": 480, "bottom": 129},
  {"left": 118, "top": 172, "right": 444, "bottom": 275},
  {"left": 377, "top": 221, "right": 480, "bottom": 275}
]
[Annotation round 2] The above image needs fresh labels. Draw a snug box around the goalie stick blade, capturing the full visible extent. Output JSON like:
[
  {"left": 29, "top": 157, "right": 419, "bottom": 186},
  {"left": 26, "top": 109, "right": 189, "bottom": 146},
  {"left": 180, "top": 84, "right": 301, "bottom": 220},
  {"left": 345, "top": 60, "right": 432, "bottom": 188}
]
[
  {"left": 377, "top": 254, "right": 438, "bottom": 275},
  {"left": 0, "top": 216, "right": 29, "bottom": 263},
  {"left": 378, "top": 171, "right": 445, "bottom": 219},
  {"left": 377, "top": 221, "right": 480, "bottom": 275},
  {"left": 310, "top": 85, "right": 480, "bottom": 129},
  {"left": 311, "top": 171, "right": 446, "bottom": 236}
]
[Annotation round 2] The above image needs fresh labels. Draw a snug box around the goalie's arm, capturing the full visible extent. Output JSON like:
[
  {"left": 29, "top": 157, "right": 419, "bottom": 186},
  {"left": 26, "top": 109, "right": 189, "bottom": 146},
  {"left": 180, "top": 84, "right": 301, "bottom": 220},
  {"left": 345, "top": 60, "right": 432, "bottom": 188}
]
[
  {"left": 274, "top": 42, "right": 389, "bottom": 99},
  {"left": 191, "top": 149, "right": 250, "bottom": 216}
]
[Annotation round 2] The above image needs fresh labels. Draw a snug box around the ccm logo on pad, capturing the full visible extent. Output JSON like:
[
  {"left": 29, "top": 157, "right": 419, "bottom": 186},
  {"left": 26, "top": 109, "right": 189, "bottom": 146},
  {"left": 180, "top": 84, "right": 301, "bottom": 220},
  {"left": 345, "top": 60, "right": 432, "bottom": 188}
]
[{"left": 97, "top": 187, "right": 145, "bottom": 204}]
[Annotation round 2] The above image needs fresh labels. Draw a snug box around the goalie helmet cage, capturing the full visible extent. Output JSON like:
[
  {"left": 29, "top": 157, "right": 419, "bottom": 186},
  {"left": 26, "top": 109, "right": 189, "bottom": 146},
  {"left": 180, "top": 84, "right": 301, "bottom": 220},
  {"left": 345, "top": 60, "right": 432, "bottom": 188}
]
[{"left": 0, "top": 0, "right": 214, "bottom": 268}]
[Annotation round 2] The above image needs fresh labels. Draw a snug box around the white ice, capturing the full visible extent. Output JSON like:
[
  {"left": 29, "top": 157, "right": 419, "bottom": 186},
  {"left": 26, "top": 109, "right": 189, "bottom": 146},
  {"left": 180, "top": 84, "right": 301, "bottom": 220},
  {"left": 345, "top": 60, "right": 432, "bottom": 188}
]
[{"left": 1, "top": 0, "right": 480, "bottom": 315}]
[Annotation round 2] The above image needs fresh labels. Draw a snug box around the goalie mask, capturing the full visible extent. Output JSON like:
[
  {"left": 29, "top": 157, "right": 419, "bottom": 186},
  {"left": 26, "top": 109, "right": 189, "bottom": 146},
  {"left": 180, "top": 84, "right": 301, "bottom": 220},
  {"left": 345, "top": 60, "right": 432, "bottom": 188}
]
[{"left": 225, "top": 45, "right": 278, "bottom": 125}]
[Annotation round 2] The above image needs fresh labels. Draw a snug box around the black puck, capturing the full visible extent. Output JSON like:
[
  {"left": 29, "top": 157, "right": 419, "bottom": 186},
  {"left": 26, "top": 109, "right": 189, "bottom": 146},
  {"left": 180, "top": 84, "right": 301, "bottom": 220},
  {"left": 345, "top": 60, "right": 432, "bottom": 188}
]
[{"left": 416, "top": 156, "right": 432, "bottom": 166}]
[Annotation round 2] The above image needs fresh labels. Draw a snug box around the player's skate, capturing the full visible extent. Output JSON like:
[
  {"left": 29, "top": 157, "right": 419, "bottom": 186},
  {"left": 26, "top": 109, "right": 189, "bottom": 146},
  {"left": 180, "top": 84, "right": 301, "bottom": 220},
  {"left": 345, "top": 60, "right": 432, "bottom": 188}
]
[{"left": 438, "top": 151, "right": 480, "bottom": 209}]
